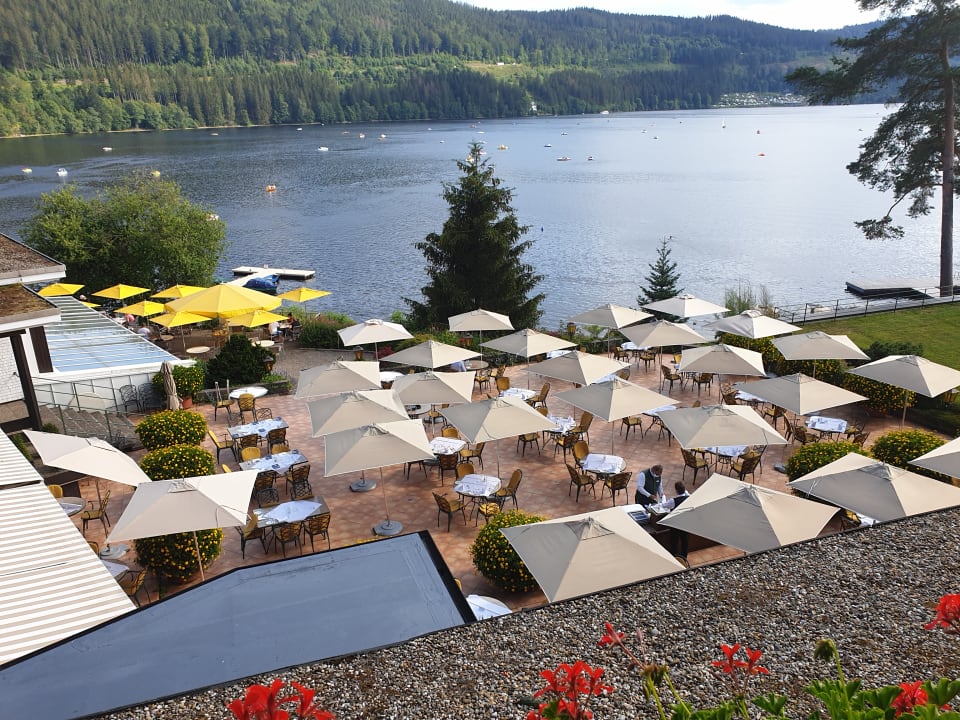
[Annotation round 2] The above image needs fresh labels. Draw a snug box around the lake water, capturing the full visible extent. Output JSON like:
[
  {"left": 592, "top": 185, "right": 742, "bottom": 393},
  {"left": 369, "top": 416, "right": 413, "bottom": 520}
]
[{"left": 0, "top": 105, "right": 939, "bottom": 328}]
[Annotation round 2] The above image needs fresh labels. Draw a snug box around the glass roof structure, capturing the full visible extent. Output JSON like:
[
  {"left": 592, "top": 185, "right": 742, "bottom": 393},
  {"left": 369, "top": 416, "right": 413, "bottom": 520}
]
[{"left": 42, "top": 296, "right": 180, "bottom": 374}]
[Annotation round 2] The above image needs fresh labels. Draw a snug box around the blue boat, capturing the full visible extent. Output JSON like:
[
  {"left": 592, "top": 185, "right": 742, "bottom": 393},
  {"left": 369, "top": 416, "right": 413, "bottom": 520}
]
[{"left": 243, "top": 274, "right": 280, "bottom": 294}]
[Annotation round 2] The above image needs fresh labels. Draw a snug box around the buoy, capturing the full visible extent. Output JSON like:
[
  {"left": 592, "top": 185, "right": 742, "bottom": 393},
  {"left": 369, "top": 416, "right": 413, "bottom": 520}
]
[{"left": 265, "top": 184, "right": 277, "bottom": 192}]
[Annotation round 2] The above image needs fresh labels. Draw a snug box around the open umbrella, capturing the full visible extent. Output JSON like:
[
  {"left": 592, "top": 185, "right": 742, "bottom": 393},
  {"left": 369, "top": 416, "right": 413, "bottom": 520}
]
[
  {"left": 324, "top": 420, "right": 434, "bottom": 535},
  {"left": 734, "top": 373, "right": 866, "bottom": 417},
  {"left": 391, "top": 371, "right": 475, "bottom": 406},
  {"left": 117, "top": 300, "right": 166, "bottom": 317},
  {"left": 151, "top": 310, "right": 210, "bottom": 351},
  {"left": 500, "top": 507, "right": 684, "bottom": 602},
  {"left": 152, "top": 284, "right": 205, "bottom": 299},
  {"left": 278, "top": 286, "right": 331, "bottom": 303},
  {"left": 680, "top": 344, "right": 766, "bottom": 398},
  {"left": 107, "top": 471, "right": 259, "bottom": 580},
  {"left": 849, "top": 354, "right": 960, "bottom": 426},
  {"left": 37, "top": 282, "right": 84, "bottom": 297},
  {"left": 337, "top": 319, "right": 413, "bottom": 357},
  {"left": 381, "top": 339, "right": 478, "bottom": 369},
  {"left": 910, "top": 436, "right": 960, "bottom": 478},
  {"left": 227, "top": 309, "right": 288, "bottom": 329},
  {"left": 165, "top": 283, "right": 281, "bottom": 319},
  {"left": 555, "top": 377, "right": 674, "bottom": 452},
  {"left": 788, "top": 452, "right": 960, "bottom": 522},
  {"left": 705, "top": 309, "right": 800, "bottom": 339},
  {"left": 481, "top": 329, "right": 576, "bottom": 387},
  {"left": 619, "top": 319, "right": 709, "bottom": 367},
  {"left": 448, "top": 308, "right": 514, "bottom": 360},
  {"left": 92, "top": 284, "right": 150, "bottom": 300},
  {"left": 440, "top": 395, "right": 559, "bottom": 475},
  {"left": 656, "top": 404, "right": 788, "bottom": 449},
  {"left": 569, "top": 303, "right": 652, "bottom": 329},
  {"left": 657, "top": 473, "right": 837, "bottom": 553},
  {"left": 526, "top": 351, "right": 629, "bottom": 387},
  {"left": 773, "top": 331, "right": 869, "bottom": 377},
  {"left": 642, "top": 293, "right": 728, "bottom": 318},
  {"left": 295, "top": 360, "right": 381, "bottom": 397}
]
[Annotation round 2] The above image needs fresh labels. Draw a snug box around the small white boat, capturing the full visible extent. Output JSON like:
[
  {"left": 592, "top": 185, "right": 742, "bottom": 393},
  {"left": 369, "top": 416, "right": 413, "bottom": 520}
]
[
  {"left": 498, "top": 144, "right": 508, "bottom": 150},
  {"left": 210, "top": 132, "right": 219, "bottom": 136},
  {"left": 378, "top": 134, "right": 387, "bottom": 140},
  {"left": 318, "top": 146, "right": 329, "bottom": 152},
  {"left": 296, "top": 127, "right": 303, "bottom": 131},
  {"left": 102, "top": 146, "right": 113, "bottom": 152},
  {"left": 556, "top": 156, "right": 571, "bottom": 162},
  {"left": 21, "top": 167, "right": 32, "bottom": 174},
  {"left": 543, "top": 143, "right": 552, "bottom": 148},
  {"left": 56, "top": 168, "right": 68, "bottom": 177},
  {"left": 358, "top": 133, "right": 365, "bottom": 139}
]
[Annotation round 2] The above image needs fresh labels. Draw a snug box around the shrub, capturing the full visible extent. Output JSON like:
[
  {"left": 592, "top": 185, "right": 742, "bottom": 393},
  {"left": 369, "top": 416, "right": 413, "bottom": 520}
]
[
  {"left": 785, "top": 440, "right": 867, "bottom": 481},
  {"left": 842, "top": 371, "right": 914, "bottom": 415},
  {"left": 470, "top": 509, "right": 546, "bottom": 593},
  {"left": 865, "top": 339, "right": 923, "bottom": 361},
  {"left": 151, "top": 363, "right": 205, "bottom": 399},
  {"left": 41, "top": 421, "right": 61, "bottom": 434},
  {"left": 205, "top": 334, "right": 272, "bottom": 385},
  {"left": 135, "top": 443, "right": 221, "bottom": 583},
  {"left": 297, "top": 312, "right": 355, "bottom": 349},
  {"left": 870, "top": 429, "right": 945, "bottom": 471},
  {"left": 135, "top": 409, "right": 207, "bottom": 450}
]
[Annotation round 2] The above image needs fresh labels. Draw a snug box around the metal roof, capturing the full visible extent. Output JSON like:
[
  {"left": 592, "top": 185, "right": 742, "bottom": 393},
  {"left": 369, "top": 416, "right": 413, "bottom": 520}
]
[
  {"left": 42, "top": 296, "right": 182, "bottom": 374},
  {"left": 0, "top": 531, "right": 472, "bottom": 719}
]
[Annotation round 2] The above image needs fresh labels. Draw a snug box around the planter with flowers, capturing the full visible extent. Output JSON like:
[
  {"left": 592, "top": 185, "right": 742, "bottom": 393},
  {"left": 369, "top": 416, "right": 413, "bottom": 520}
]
[
  {"left": 470, "top": 509, "right": 546, "bottom": 593},
  {"left": 151, "top": 363, "right": 205, "bottom": 408},
  {"left": 843, "top": 372, "right": 914, "bottom": 416},
  {"left": 870, "top": 429, "right": 946, "bottom": 477},
  {"left": 135, "top": 409, "right": 207, "bottom": 451}
]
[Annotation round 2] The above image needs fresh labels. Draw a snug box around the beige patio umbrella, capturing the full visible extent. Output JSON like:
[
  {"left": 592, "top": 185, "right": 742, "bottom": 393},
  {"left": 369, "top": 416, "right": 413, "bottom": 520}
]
[
  {"left": 107, "top": 471, "right": 259, "bottom": 580},
  {"left": 642, "top": 293, "right": 728, "bottom": 318},
  {"left": 734, "top": 373, "right": 867, "bottom": 417},
  {"left": 295, "top": 360, "right": 381, "bottom": 398},
  {"left": 481, "top": 329, "right": 576, "bottom": 387},
  {"left": 117, "top": 300, "right": 166, "bottom": 317},
  {"left": 569, "top": 303, "right": 652, "bottom": 329},
  {"left": 680, "top": 344, "right": 766, "bottom": 398},
  {"left": 391, "top": 370, "right": 475, "bottom": 406},
  {"left": 619, "top": 320, "right": 709, "bottom": 367},
  {"left": 152, "top": 284, "right": 205, "bottom": 299},
  {"left": 37, "top": 282, "right": 84, "bottom": 297},
  {"left": 658, "top": 473, "right": 837, "bottom": 553},
  {"left": 337, "top": 318, "right": 413, "bottom": 357},
  {"left": 656, "top": 404, "right": 788, "bottom": 449},
  {"left": 500, "top": 507, "right": 685, "bottom": 602},
  {"left": 92, "top": 284, "right": 150, "bottom": 300},
  {"left": 849, "top": 354, "right": 960, "bottom": 426},
  {"left": 152, "top": 310, "right": 210, "bottom": 351},
  {"left": 324, "top": 420, "right": 434, "bottom": 535},
  {"left": 910, "top": 436, "right": 960, "bottom": 478},
  {"left": 526, "top": 351, "right": 629, "bottom": 387},
  {"left": 788, "top": 452, "right": 960, "bottom": 522},
  {"left": 772, "top": 331, "right": 869, "bottom": 377},
  {"left": 555, "top": 377, "right": 674, "bottom": 452},
  {"left": 705, "top": 309, "right": 800, "bottom": 339},
  {"left": 441, "top": 395, "right": 560, "bottom": 476},
  {"left": 165, "top": 283, "right": 281, "bottom": 319},
  {"left": 448, "top": 308, "right": 514, "bottom": 360},
  {"left": 381, "top": 339, "right": 478, "bottom": 369}
]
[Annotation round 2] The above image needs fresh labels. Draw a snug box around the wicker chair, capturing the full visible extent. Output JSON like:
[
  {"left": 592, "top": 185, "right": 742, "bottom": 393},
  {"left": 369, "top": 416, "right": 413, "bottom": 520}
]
[
  {"left": 681, "top": 448, "right": 710, "bottom": 485},
  {"left": 433, "top": 492, "right": 466, "bottom": 531},
  {"left": 729, "top": 451, "right": 761, "bottom": 483},
  {"left": 691, "top": 373, "right": 713, "bottom": 395},
  {"left": 459, "top": 441, "right": 485, "bottom": 469},
  {"left": 285, "top": 462, "right": 311, "bottom": 498},
  {"left": 660, "top": 364, "right": 683, "bottom": 393},
  {"left": 436, "top": 453, "right": 459, "bottom": 485},
  {"left": 273, "top": 522, "right": 303, "bottom": 558},
  {"left": 117, "top": 568, "right": 150, "bottom": 607},
  {"left": 237, "top": 393, "right": 257, "bottom": 422},
  {"left": 601, "top": 471, "right": 632, "bottom": 506},
  {"left": 81, "top": 490, "right": 111, "bottom": 535},
  {"left": 620, "top": 415, "right": 645, "bottom": 440},
  {"left": 572, "top": 440, "right": 590, "bottom": 469},
  {"left": 475, "top": 501, "right": 502, "bottom": 525},
  {"left": 455, "top": 462, "right": 475, "bottom": 480},
  {"left": 566, "top": 463, "right": 597, "bottom": 501},
  {"left": 236, "top": 513, "right": 268, "bottom": 559},
  {"left": 302, "top": 513, "right": 332, "bottom": 552},
  {"left": 493, "top": 469, "right": 523, "bottom": 509}
]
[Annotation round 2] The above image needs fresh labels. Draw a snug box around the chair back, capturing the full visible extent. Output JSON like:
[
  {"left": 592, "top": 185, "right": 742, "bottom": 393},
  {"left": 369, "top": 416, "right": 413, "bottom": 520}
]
[
  {"left": 253, "top": 470, "right": 277, "bottom": 491},
  {"left": 433, "top": 492, "right": 453, "bottom": 513},
  {"left": 507, "top": 469, "right": 522, "bottom": 492},
  {"left": 242, "top": 512, "right": 259, "bottom": 538},
  {"left": 616, "top": 367, "right": 630, "bottom": 380},
  {"left": 572, "top": 440, "right": 589, "bottom": 465},
  {"left": 226, "top": 407, "right": 242, "bottom": 426},
  {"left": 288, "top": 462, "right": 311, "bottom": 483},
  {"left": 237, "top": 433, "right": 259, "bottom": 449},
  {"left": 439, "top": 453, "right": 459, "bottom": 471},
  {"left": 255, "top": 408, "right": 273, "bottom": 421},
  {"left": 441, "top": 426, "right": 460, "bottom": 439},
  {"left": 456, "top": 462, "right": 475, "bottom": 479},
  {"left": 240, "top": 446, "right": 261, "bottom": 462},
  {"left": 579, "top": 411, "right": 594, "bottom": 434},
  {"left": 270, "top": 443, "right": 291, "bottom": 455},
  {"left": 48, "top": 484, "right": 63, "bottom": 498},
  {"left": 681, "top": 448, "right": 702, "bottom": 467},
  {"left": 290, "top": 480, "right": 314, "bottom": 501},
  {"left": 661, "top": 364, "right": 679, "bottom": 380},
  {"left": 237, "top": 393, "right": 256, "bottom": 412},
  {"left": 222, "top": 464, "right": 233, "bottom": 473},
  {"left": 304, "top": 513, "right": 331, "bottom": 536},
  {"left": 538, "top": 382, "right": 551, "bottom": 402},
  {"left": 495, "top": 376, "right": 511, "bottom": 393},
  {"left": 607, "top": 471, "right": 631, "bottom": 492},
  {"left": 255, "top": 487, "right": 281, "bottom": 507},
  {"left": 275, "top": 522, "right": 303, "bottom": 542},
  {"left": 266, "top": 427, "right": 287, "bottom": 446}
]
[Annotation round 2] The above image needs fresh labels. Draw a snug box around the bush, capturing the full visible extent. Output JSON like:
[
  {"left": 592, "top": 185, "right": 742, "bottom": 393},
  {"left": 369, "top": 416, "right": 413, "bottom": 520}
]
[
  {"left": 205, "top": 334, "right": 272, "bottom": 385},
  {"left": 842, "top": 372, "right": 914, "bottom": 415},
  {"left": 297, "top": 312, "right": 355, "bottom": 349},
  {"left": 135, "top": 409, "right": 207, "bottom": 450},
  {"left": 139, "top": 443, "right": 215, "bottom": 479},
  {"left": 151, "top": 363, "right": 205, "bottom": 399},
  {"left": 865, "top": 339, "right": 923, "bottom": 361},
  {"left": 471, "top": 509, "right": 546, "bottom": 593},
  {"left": 785, "top": 441, "right": 867, "bottom": 481},
  {"left": 870, "top": 429, "right": 945, "bottom": 471}
]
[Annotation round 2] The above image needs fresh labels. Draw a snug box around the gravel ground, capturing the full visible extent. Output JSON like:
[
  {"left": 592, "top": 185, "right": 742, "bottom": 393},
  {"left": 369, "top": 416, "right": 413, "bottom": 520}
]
[{"left": 99, "top": 507, "right": 959, "bottom": 720}]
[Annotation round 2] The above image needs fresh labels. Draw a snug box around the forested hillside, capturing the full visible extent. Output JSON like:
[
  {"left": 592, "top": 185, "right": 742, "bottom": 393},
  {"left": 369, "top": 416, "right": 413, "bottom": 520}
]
[{"left": 0, "top": 0, "right": 855, "bottom": 136}]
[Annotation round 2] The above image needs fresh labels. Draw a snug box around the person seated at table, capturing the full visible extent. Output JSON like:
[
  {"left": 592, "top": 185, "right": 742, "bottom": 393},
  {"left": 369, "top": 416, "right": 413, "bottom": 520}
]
[
  {"left": 268, "top": 320, "right": 280, "bottom": 340},
  {"left": 449, "top": 359, "right": 467, "bottom": 372},
  {"left": 136, "top": 321, "right": 154, "bottom": 341},
  {"left": 660, "top": 480, "right": 689, "bottom": 511},
  {"left": 634, "top": 464, "right": 664, "bottom": 507},
  {"left": 284, "top": 313, "right": 301, "bottom": 337}
]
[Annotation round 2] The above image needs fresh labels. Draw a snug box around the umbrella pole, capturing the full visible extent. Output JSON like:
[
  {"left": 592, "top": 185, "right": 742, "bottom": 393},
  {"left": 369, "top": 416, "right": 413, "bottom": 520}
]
[
  {"left": 350, "top": 468, "right": 376, "bottom": 492},
  {"left": 193, "top": 530, "right": 205, "bottom": 581},
  {"left": 901, "top": 389, "right": 908, "bottom": 429},
  {"left": 373, "top": 466, "right": 402, "bottom": 536}
]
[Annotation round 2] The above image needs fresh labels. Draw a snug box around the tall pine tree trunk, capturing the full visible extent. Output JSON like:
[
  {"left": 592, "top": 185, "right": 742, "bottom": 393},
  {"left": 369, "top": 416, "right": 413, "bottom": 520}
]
[{"left": 940, "top": 37, "right": 956, "bottom": 296}]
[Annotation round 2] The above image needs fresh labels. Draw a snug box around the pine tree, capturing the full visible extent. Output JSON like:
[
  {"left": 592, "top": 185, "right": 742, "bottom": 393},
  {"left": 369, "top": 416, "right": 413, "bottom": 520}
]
[
  {"left": 638, "top": 236, "right": 682, "bottom": 305},
  {"left": 406, "top": 142, "right": 544, "bottom": 329}
]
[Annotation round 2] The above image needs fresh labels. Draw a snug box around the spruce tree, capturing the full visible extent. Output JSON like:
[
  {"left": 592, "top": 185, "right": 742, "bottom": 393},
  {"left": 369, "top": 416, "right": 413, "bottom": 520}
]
[
  {"left": 638, "top": 236, "right": 682, "bottom": 305},
  {"left": 406, "top": 142, "right": 544, "bottom": 329}
]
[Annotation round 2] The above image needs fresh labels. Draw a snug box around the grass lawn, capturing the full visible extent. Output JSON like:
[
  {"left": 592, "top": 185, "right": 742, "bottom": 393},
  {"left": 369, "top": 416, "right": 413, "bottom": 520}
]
[{"left": 804, "top": 304, "right": 960, "bottom": 368}]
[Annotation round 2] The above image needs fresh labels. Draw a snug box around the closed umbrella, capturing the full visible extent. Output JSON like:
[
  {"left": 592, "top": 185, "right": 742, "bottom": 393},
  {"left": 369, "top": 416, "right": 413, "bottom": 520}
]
[
  {"left": 382, "top": 339, "right": 478, "bottom": 369},
  {"left": 569, "top": 303, "right": 652, "bottom": 329},
  {"left": 656, "top": 404, "right": 788, "bottom": 449},
  {"left": 910, "top": 436, "right": 960, "bottom": 479},
  {"left": 706, "top": 309, "right": 800, "bottom": 339},
  {"left": 92, "top": 284, "right": 150, "bottom": 301},
  {"left": 107, "top": 471, "right": 259, "bottom": 580},
  {"left": 658, "top": 473, "right": 836, "bottom": 553},
  {"left": 324, "top": 420, "right": 434, "bottom": 535},
  {"left": 337, "top": 318, "right": 413, "bottom": 357},
  {"left": 734, "top": 373, "right": 866, "bottom": 417},
  {"left": 772, "top": 331, "right": 869, "bottom": 377},
  {"left": 161, "top": 360, "right": 182, "bottom": 411},
  {"left": 295, "top": 360, "right": 381, "bottom": 397},
  {"left": 37, "top": 282, "right": 84, "bottom": 297},
  {"left": 849, "top": 354, "right": 960, "bottom": 426},
  {"left": 526, "top": 351, "right": 629, "bottom": 387},
  {"left": 165, "top": 283, "right": 281, "bottom": 319},
  {"left": 500, "top": 507, "right": 684, "bottom": 602},
  {"left": 448, "top": 308, "right": 514, "bottom": 360},
  {"left": 642, "top": 293, "right": 728, "bottom": 318},
  {"left": 789, "top": 452, "right": 960, "bottom": 522},
  {"left": 151, "top": 284, "right": 206, "bottom": 299}
]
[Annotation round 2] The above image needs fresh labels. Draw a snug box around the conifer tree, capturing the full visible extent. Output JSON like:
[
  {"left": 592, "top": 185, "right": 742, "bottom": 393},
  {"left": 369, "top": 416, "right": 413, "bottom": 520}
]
[
  {"left": 638, "top": 236, "right": 682, "bottom": 305},
  {"left": 407, "top": 142, "right": 544, "bottom": 329}
]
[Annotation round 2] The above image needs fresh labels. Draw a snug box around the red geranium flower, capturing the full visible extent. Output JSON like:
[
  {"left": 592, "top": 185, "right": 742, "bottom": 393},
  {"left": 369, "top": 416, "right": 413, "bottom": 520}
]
[
  {"left": 711, "top": 643, "right": 748, "bottom": 674},
  {"left": 925, "top": 594, "right": 960, "bottom": 634},
  {"left": 892, "top": 681, "right": 928, "bottom": 717}
]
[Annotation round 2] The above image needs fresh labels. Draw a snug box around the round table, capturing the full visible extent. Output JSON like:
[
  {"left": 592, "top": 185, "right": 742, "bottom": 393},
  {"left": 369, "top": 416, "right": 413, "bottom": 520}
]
[
  {"left": 253, "top": 339, "right": 275, "bottom": 348},
  {"left": 186, "top": 345, "right": 210, "bottom": 355},
  {"left": 58, "top": 497, "right": 86, "bottom": 517},
  {"left": 464, "top": 359, "right": 489, "bottom": 371},
  {"left": 230, "top": 386, "right": 268, "bottom": 399}
]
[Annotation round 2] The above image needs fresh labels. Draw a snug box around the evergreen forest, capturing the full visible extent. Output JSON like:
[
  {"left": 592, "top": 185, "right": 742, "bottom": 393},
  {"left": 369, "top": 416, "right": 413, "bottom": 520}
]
[{"left": 0, "top": 0, "right": 867, "bottom": 137}]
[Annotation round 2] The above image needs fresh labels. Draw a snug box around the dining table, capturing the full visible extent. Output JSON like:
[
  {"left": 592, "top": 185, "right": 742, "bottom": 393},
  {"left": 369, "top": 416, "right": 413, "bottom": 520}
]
[
  {"left": 254, "top": 496, "right": 329, "bottom": 527},
  {"left": 806, "top": 415, "right": 848, "bottom": 438},
  {"left": 229, "top": 385, "right": 269, "bottom": 400},
  {"left": 101, "top": 560, "right": 129, "bottom": 578},
  {"left": 240, "top": 449, "right": 308, "bottom": 475},
  {"left": 430, "top": 437, "right": 466, "bottom": 456},
  {"left": 58, "top": 497, "right": 86, "bottom": 517},
  {"left": 735, "top": 390, "right": 765, "bottom": 407},
  {"left": 702, "top": 445, "right": 749, "bottom": 469},
  {"left": 581, "top": 453, "right": 626, "bottom": 477},
  {"left": 464, "top": 359, "right": 489, "bottom": 371},
  {"left": 500, "top": 387, "right": 537, "bottom": 401},
  {"left": 454, "top": 474, "right": 501, "bottom": 502},
  {"left": 227, "top": 416, "right": 288, "bottom": 441}
]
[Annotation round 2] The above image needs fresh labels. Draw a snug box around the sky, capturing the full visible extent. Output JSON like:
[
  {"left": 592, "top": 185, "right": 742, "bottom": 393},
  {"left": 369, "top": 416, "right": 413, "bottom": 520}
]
[{"left": 459, "top": 1, "right": 883, "bottom": 31}]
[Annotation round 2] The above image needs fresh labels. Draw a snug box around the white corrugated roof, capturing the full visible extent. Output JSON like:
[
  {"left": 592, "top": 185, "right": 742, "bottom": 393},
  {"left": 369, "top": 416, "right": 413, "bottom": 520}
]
[{"left": 0, "top": 433, "right": 134, "bottom": 665}]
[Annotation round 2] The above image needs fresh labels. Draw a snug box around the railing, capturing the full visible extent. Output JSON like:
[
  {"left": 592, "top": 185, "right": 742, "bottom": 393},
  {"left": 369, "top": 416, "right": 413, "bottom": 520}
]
[{"left": 774, "top": 284, "right": 960, "bottom": 325}]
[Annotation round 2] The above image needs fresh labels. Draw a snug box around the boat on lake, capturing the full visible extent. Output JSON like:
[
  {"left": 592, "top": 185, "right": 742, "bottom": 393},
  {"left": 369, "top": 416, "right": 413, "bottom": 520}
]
[
  {"left": 243, "top": 274, "right": 280, "bottom": 294},
  {"left": 318, "top": 146, "right": 329, "bottom": 152},
  {"left": 56, "top": 168, "right": 68, "bottom": 177},
  {"left": 265, "top": 184, "right": 277, "bottom": 192},
  {"left": 557, "top": 156, "right": 571, "bottom": 162}
]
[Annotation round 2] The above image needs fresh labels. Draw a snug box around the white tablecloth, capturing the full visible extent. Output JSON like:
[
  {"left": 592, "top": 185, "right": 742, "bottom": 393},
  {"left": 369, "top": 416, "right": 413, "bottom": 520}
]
[
  {"left": 101, "top": 560, "right": 129, "bottom": 578},
  {"left": 703, "top": 445, "right": 748, "bottom": 459},
  {"left": 807, "top": 416, "right": 847, "bottom": 434},
  {"left": 255, "top": 499, "right": 325, "bottom": 526},
  {"left": 643, "top": 404, "right": 677, "bottom": 417},
  {"left": 546, "top": 415, "right": 577, "bottom": 434},
  {"left": 228, "top": 417, "right": 288, "bottom": 439},
  {"left": 230, "top": 385, "right": 268, "bottom": 399},
  {"left": 240, "top": 450, "right": 307, "bottom": 474},
  {"left": 546, "top": 349, "right": 573, "bottom": 359},
  {"left": 430, "top": 437, "right": 466, "bottom": 455},
  {"left": 454, "top": 474, "right": 501, "bottom": 497},
  {"left": 581, "top": 453, "right": 625, "bottom": 474},
  {"left": 467, "top": 594, "right": 512, "bottom": 619},
  {"left": 501, "top": 387, "right": 537, "bottom": 400}
]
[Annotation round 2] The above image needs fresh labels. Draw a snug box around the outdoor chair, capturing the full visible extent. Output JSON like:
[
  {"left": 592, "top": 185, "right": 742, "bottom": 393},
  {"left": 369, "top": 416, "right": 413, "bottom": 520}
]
[
  {"left": 840, "top": 509, "right": 864, "bottom": 530},
  {"left": 721, "top": 388, "right": 740, "bottom": 405},
  {"left": 208, "top": 430, "right": 234, "bottom": 463},
  {"left": 494, "top": 469, "right": 523, "bottom": 509},
  {"left": 302, "top": 513, "right": 331, "bottom": 552},
  {"left": 566, "top": 463, "right": 597, "bottom": 502},
  {"left": 441, "top": 426, "right": 460, "bottom": 439},
  {"left": 455, "top": 462, "right": 475, "bottom": 480},
  {"left": 660, "top": 365, "right": 683, "bottom": 393},
  {"left": 459, "top": 441, "right": 485, "bottom": 469},
  {"left": 236, "top": 433, "right": 260, "bottom": 461},
  {"left": 730, "top": 451, "right": 761, "bottom": 483},
  {"left": 681, "top": 448, "right": 710, "bottom": 485},
  {"left": 639, "top": 349, "right": 657, "bottom": 371},
  {"left": 255, "top": 407, "right": 273, "bottom": 421},
  {"left": 237, "top": 393, "right": 257, "bottom": 422},
  {"left": 240, "top": 445, "right": 261, "bottom": 462},
  {"left": 474, "top": 369, "right": 491, "bottom": 392},
  {"left": 266, "top": 427, "right": 287, "bottom": 448},
  {"left": 851, "top": 431, "right": 870, "bottom": 448},
  {"left": 433, "top": 492, "right": 467, "bottom": 531},
  {"left": 616, "top": 367, "right": 630, "bottom": 380},
  {"left": 270, "top": 442, "right": 290, "bottom": 455},
  {"left": 87, "top": 540, "right": 100, "bottom": 555},
  {"left": 553, "top": 431, "right": 579, "bottom": 461},
  {"left": 118, "top": 384, "right": 140, "bottom": 413},
  {"left": 792, "top": 423, "right": 819, "bottom": 445},
  {"left": 138, "top": 383, "right": 162, "bottom": 412},
  {"left": 221, "top": 464, "right": 233, "bottom": 473},
  {"left": 117, "top": 568, "right": 150, "bottom": 607},
  {"left": 572, "top": 440, "right": 590, "bottom": 469},
  {"left": 576, "top": 411, "right": 594, "bottom": 443},
  {"left": 81, "top": 490, "right": 111, "bottom": 535},
  {"left": 620, "top": 415, "right": 644, "bottom": 440},
  {"left": 692, "top": 373, "right": 713, "bottom": 395},
  {"left": 405, "top": 456, "right": 428, "bottom": 478},
  {"left": 613, "top": 346, "right": 630, "bottom": 362},
  {"left": 290, "top": 479, "right": 314, "bottom": 501},
  {"left": 517, "top": 430, "right": 540, "bottom": 456},
  {"left": 254, "top": 487, "right": 281, "bottom": 508},
  {"left": 495, "top": 376, "right": 511, "bottom": 395},
  {"left": 236, "top": 513, "right": 268, "bottom": 559},
  {"left": 285, "top": 462, "right": 311, "bottom": 497},
  {"left": 601, "top": 471, "right": 632, "bottom": 506},
  {"left": 47, "top": 484, "right": 63, "bottom": 498},
  {"left": 226, "top": 407, "right": 242, "bottom": 427},
  {"left": 762, "top": 404, "right": 786, "bottom": 429},
  {"left": 436, "top": 453, "right": 459, "bottom": 485},
  {"left": 475, "top": 500, "right": 502, "bottom": 525},
  {"left": 210, "top": 381, "right": 234, "bottom": 420},
  {"left": 529, "top": 382, "right": 551, "bottom": 411},
  {"left": 273, "top": 521, "right": 303, "bottom": 558}
]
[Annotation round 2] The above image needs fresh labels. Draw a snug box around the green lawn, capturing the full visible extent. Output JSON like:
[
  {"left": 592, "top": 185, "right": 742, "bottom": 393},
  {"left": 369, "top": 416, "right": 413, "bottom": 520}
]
[{"left": 804, "top": 304, "right": 960, "bottom": 367}]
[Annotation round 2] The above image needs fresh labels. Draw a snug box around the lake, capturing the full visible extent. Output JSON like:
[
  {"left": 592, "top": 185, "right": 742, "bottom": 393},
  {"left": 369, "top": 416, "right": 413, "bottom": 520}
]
[{"left": 0, "top": 105, "right": 939, "bottom": 328}]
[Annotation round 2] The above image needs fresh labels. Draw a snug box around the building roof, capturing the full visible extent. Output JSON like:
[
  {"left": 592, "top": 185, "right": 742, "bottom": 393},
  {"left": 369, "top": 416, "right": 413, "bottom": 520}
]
[
  {"left": 0, "top": 284, "right": 60, "bottom": 334},
  {"left": 0, "top": 233, "right": 65, "bottom": 286}
]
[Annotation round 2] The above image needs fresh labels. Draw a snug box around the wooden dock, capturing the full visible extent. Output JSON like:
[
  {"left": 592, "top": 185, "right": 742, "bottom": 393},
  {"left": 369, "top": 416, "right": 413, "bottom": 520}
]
[
  {"left": 230, "top": 266, "right": 315, "bottom": 284},
  {"left": 845, "top": 277, "right": 958, "bottom": 298}
]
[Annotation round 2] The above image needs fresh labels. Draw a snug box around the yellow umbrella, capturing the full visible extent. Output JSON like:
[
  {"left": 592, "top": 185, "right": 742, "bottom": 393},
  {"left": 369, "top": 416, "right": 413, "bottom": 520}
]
[
  {"left": 152, "top": 311, "right": 210, "bottom": 329},
  {"left": 165, "top": 283, "right": 281, "bottom": 319},
  {"left": 117, "top": 300, "right": 166, "bottom": 317},
  {"left": 92, "top": 284, "right": 150, "bottom": 300},
  {"left": 278, "top": 286, "right": 331, "bottom": 303},
  {"left": 227, "top": 309, "right": 288, "bottom": 328},
  {"left": 37, "top": 282, "right": 84, "bottom": 297},
  {"left": 152, "top": 284, "right": 206, "bottom": 299},
  {"left": 80, "top": 301, "right": 100, "bottom": 308}
]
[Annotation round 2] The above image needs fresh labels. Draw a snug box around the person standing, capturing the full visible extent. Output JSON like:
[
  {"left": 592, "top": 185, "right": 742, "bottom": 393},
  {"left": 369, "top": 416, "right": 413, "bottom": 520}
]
[{"left": 634, "top": 464, "right": 663, "bottom": 507}]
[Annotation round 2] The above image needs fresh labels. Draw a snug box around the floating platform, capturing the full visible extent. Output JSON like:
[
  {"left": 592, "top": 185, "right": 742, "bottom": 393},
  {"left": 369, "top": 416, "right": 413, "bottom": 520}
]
[
  {"left": 845, "top": 277, "right": 958, "bottom": 298},
  {"left": 231, "top": 266, "right": 315, "bottom": 281}
]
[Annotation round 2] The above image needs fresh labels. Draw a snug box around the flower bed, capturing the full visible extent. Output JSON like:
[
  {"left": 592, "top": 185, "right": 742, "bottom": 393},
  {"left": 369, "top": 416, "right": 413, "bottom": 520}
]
[
  {"left": 470, "top": 509, "right": 545, "bottom": 593},
  {"left": 135, "top": 409, "right": 207, "bottom": 450}
]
